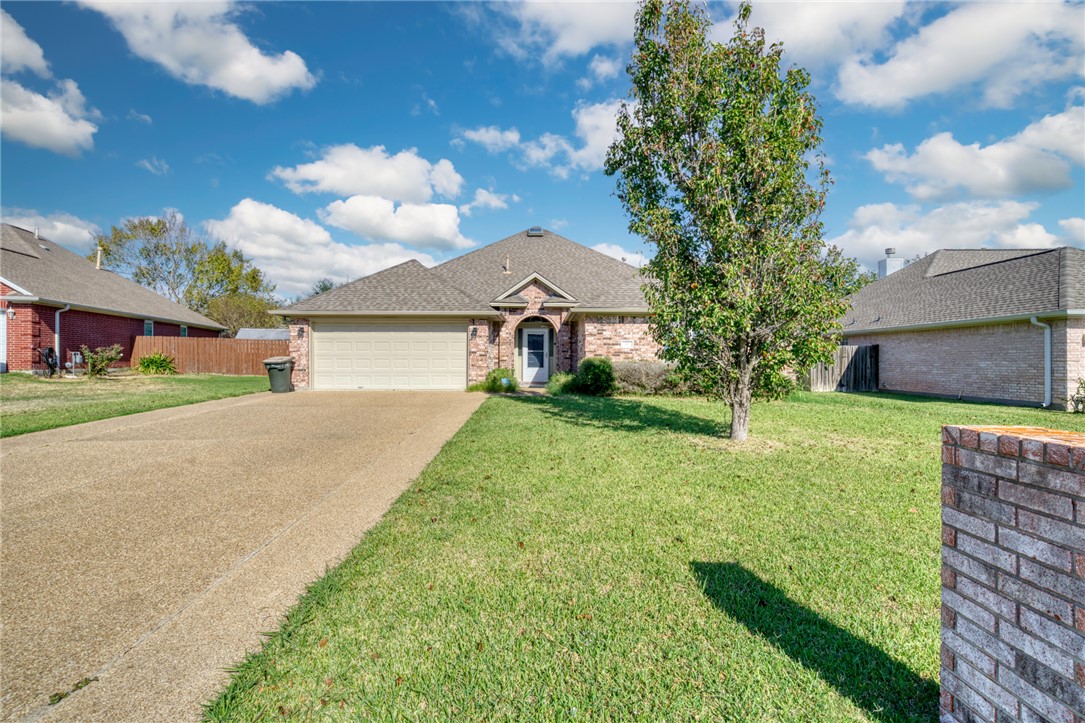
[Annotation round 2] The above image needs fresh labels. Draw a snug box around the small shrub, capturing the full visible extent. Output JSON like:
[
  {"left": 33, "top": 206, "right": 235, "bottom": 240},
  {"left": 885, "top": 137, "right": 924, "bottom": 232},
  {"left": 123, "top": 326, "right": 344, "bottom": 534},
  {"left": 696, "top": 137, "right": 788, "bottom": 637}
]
[
  {"left": 137, "top": 352, "right": 177, "bottom": 375},
  {"left": 575, "top": 357, "right": 616, "bottom": 396},
  {"left": 612, "top": 360, "right": 673, "bottom": 395},
  {"left": 469, "top": 368, "right": 519, "bottom": 393},
  {"left": 546, "top": 372, "right": 576, "bottom": 395},
  {"left": 80, "top": 344, "right": 123, "bottom": 378}
]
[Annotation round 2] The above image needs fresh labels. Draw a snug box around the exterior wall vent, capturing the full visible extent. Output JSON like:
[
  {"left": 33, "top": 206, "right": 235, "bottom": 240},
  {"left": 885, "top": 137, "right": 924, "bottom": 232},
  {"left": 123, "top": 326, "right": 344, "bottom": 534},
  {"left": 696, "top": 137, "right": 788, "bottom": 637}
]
[{"left": 527, "top": 226, "right": 544, "bottom": 237}]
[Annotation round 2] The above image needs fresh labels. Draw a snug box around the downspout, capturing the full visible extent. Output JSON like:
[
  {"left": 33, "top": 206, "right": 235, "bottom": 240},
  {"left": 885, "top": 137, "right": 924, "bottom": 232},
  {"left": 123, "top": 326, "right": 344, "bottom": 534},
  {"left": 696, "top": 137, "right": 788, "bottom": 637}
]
[
  {"left": 55, "top": 304, "right": 70, "bottom": 365},
  {"left": 1029, "top": 316, "right": 1051, "bottom": 408}
]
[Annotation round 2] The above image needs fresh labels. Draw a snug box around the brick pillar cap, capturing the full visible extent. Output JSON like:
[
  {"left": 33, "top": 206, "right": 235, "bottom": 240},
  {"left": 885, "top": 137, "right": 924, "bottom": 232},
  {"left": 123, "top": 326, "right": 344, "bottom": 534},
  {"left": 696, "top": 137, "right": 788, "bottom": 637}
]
[{"left": 943, "top": 426, "right": 1084, "bottom": 447}]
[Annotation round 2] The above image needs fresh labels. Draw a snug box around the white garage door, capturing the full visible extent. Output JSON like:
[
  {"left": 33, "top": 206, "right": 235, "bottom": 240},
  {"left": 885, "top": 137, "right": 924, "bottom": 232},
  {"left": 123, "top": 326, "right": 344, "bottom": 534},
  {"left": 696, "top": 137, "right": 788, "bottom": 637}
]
[{"left": 311, "top": 320, "right": 467, "bottom": 390}]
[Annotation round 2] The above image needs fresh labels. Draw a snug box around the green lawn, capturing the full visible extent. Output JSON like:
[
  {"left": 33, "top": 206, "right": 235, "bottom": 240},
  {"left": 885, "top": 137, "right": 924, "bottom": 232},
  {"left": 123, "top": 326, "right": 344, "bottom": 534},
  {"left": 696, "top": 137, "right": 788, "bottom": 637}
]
[
  {"left": 207, "top": 392, "right": 1082, "bottom": 721},
  {"left": 0, "top": 373, "right": 268, "bottom": 437}
]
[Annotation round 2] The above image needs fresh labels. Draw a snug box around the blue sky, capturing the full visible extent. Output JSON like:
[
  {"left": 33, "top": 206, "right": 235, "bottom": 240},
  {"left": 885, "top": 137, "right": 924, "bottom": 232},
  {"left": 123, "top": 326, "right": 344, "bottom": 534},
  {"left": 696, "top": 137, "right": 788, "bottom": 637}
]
[{"left": 1, "top": 1, "right": 1082, "bottom": 297}]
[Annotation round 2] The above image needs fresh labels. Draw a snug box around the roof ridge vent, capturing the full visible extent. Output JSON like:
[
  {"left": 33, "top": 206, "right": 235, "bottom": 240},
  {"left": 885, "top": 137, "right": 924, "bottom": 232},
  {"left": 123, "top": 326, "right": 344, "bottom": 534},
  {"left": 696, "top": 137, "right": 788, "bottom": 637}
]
[{"left": 526, "top": 226, "right": 543, "bottom": 237}]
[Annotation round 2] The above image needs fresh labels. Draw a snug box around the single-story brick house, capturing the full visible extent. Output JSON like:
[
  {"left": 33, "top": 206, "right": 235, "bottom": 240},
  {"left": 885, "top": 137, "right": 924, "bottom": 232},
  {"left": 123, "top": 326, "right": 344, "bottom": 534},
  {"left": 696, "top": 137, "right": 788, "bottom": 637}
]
[
  {"left": 276, "top": 228, "right": 658, "bottom": 390},
  {"left": 1, "top": 223, "right": 223, "bottom": 373},
  {"left": 841, "top": 247, "right": 1084, "bottom": 409}
]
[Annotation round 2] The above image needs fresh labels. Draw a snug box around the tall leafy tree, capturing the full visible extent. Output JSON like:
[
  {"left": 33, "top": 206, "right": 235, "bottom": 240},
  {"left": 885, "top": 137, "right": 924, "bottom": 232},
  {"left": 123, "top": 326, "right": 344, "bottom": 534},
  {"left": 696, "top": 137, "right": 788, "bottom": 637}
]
[
  {"left": 91, "top": 210, "right": 275, "bottom": 314},
  {"left": 205, "top": 293, "right": 284, "bottom": 337},
  {"left": 606, "top": 0, "right": 862, "bottom": 440}
]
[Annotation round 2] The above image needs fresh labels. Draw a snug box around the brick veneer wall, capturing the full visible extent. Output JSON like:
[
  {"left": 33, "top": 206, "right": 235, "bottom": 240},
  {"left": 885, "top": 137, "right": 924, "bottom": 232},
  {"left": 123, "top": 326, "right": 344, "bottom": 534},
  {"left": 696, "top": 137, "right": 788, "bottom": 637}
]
[
  {"left": 849, "top": 319, "right": 1082, "bottom": 409},
  {"left": 940, "top": 425, "right": 1084, "bottom": 723},
  {"left": 1, "top": 297, "right": 216, "bottom": 371},
  {"left": 288, "top": 318, "right": 309, "bottom": 389},
  {"left": 580, "top": 315, "right": 659, "bottom": 362}
]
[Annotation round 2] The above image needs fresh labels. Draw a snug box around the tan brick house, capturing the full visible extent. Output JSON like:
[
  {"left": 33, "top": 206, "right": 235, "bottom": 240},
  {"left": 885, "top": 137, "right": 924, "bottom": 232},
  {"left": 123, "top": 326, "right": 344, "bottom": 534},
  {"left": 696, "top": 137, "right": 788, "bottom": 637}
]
[
  {"left": 842, "top": 247, "right": 1084, "bottom": 409},
  {"left": 275, "top": 228, "right": 658, "bottom": 390}
]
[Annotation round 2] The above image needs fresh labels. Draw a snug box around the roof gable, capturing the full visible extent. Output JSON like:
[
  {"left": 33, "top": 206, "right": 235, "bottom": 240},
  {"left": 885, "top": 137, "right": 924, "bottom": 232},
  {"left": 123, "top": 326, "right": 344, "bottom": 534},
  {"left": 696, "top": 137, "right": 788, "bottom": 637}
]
[
  {"left": 0, "top": 224, "right": 223, "bottom": 329},
  {"left": 434, "top": 228, "right": 646, "bottom": 310},
  {"left": 493, "top": 272, "right": 577, "bottom": 304}
]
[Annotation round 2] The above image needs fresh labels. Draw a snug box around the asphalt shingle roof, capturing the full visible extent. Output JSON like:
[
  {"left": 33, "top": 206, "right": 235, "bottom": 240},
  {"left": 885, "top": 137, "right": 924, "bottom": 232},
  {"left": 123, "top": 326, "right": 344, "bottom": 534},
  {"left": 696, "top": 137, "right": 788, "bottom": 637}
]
[
  {"left": 436, "top": 229, "right": 646, "bottom": 309},
  {"left": 1, "top": 224, "right": 224, "bottom": 329},
  {"left": 841, "top": 247, "right": 1084, "bottom": 333},
  {"left": 280, "top": 229, "right": 648, "bottom": 315},
  {"left": 281, "top": 259, "right": 496, "bottom": 315}
]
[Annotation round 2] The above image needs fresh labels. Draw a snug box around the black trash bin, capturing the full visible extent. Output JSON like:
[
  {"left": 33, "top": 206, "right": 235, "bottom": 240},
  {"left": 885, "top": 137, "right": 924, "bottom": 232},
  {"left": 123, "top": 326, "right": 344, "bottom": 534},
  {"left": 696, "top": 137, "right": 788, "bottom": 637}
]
[{"left": 263, "top": 356, "right": 294, "bottom": 393}]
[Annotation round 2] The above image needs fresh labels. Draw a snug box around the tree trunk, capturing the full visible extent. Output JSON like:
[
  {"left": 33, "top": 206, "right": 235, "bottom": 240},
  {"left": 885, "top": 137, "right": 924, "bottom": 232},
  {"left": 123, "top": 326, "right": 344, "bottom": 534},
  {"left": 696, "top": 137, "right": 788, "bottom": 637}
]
[{"left": 729, "top": 391, "right": 751, "bottom": 441}]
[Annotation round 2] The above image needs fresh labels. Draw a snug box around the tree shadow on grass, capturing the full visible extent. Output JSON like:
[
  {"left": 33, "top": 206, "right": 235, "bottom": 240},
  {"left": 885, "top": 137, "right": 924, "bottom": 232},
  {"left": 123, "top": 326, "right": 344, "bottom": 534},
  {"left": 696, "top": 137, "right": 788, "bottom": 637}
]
[
  {"left": 507, "top": 394, "right": 725, "bottom": 437},
  {"left": 691, "top": 562, "right": 939, "bottom": 722}
]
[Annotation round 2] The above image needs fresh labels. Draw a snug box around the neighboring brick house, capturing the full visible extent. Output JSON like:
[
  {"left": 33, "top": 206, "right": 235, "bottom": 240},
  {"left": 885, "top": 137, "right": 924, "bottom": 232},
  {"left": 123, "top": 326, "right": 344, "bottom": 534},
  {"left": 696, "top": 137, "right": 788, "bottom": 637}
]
[
  {"left": 1, "top": 224, "right": 223, "bottom": 373},
  {"left": 842, "top": 248, "right": 1084, "bottom": 409},
  {"left": 276, "top": 228, "right": 658, "bottom": 390}
]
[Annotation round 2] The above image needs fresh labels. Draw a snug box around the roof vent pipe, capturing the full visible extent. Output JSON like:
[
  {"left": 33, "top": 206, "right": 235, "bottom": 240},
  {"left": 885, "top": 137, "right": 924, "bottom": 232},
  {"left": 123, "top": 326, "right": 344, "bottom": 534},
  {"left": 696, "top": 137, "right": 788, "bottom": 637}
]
[
  {"left": 885, "top": 247, "right": 895, "bottom": 257},
  {"left": 96, "top": 245, "right": 103, "bottom": 270},
  {"left": 1029, "top": 316, "right": 1052, "bottom": 408},
  {"left": 504, "top": 254, "right": 511, "bottom": 275},
  {"left": 34, "top": 226, "right": 39, "bottom": 239}
]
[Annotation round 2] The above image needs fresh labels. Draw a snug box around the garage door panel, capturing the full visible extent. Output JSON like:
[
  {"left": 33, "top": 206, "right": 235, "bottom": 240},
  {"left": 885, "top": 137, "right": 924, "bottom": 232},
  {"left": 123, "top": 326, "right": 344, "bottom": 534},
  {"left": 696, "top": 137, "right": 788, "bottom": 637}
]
[{"left": 311, "top": 320, "right": 467, "bottom": 390}]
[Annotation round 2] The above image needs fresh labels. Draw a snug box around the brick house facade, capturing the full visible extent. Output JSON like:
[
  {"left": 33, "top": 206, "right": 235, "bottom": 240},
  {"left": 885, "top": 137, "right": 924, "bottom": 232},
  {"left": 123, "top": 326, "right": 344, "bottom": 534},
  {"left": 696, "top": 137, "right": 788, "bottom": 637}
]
[
  {"left": 2, "top": 224, "right": 223, "bottom": 372},
  {"left": 842, "top": 248, "right": 1084, "bottom": 410},
  {"left": 278, "top": 229, "right": 660, "bottom": 391}
]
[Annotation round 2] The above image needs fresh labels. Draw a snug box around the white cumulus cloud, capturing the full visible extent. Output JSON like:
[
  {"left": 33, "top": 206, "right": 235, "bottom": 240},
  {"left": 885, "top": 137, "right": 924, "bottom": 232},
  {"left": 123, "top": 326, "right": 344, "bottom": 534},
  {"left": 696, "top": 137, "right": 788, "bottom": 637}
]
[
  {"left": 320, "top": 196, "right": 473, "bottom": 251},
  {"left": 270, "top": 144, "right": 463, "bottom": 203},
  {"left": 1, "top": 9, "right": 50, "bottom": 77},
  {"left": 830, "top": 201, "right": 1065, "bottom": 270},
  {"left": 866, "top": 105, "right": 1085, "bottom": 200},
  {"left": 490, "top": 2, "right": 636, "bottom": 65},
  {"left": 1058, "top": 217, "right": 1085, "bottom": 246},
  {"left": 837, "top": 2, "right": 1085, "bottom": 109},
  {"left": 1, "top": 208, "right": 101, "bottom": 252},
  {"left": 0, "top": 78, "right": 99, "bottom": 156},
  {"left": 458, "top": 99, "right": 624, "bottom": 178},
  {"left": 460, "top": 126, "right": 522, "bottom": 153},
  {"left": 206, "top": 199, "right": 436, "bottom": 296},
  {"left": 0, "top": 11, "right": 99, "bottom": 156},
  {"left": 79, "top": 1, "right": 316, "bottom": 104},
  {"left": 593, "top": 242, "right": 646, "bottom": 268},
  {"left": 715, "top": 1, "right": 906, "bottom": 70},
  {"left": 459, "top": 188, "right": 519, "bottom": 217}
]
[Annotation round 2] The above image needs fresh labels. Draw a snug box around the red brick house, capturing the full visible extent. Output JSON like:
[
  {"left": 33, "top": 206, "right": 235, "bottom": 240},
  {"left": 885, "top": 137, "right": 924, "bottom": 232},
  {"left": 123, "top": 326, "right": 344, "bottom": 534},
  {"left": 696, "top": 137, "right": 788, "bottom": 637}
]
[
  {"left": 276, "top": 228, "right": 658, "bottom": 390},
  {"left": 842, "top": 247, "right": 1084, "bottom": 409},
  {"left": 1, "top": 224, "right": 223, "bottom": 373}
]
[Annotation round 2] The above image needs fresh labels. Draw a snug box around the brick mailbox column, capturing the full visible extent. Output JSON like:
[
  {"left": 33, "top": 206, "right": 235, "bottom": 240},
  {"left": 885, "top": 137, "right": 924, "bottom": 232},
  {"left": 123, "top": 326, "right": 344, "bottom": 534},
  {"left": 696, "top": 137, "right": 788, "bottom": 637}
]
[{"left": 940, "top": 426, "right": 1084, "bottom": 723}]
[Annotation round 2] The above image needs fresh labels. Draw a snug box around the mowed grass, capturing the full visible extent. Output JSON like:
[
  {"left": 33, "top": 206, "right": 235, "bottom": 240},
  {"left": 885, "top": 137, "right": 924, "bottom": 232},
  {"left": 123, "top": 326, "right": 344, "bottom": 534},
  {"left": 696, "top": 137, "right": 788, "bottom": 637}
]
[
  {"left": 0, "top": 372, "right": 268, "bottom": 437},
  {"left": 208, "top": 392, "right": 1081, "bottom": 721}
]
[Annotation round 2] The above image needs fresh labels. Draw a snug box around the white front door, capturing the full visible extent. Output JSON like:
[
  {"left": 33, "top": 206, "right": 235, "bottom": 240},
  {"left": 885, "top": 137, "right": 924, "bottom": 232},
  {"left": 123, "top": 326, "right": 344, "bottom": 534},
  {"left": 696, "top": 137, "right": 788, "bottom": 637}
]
[{"left": 523, "top": 329, "right": 549, "bottom": 384}]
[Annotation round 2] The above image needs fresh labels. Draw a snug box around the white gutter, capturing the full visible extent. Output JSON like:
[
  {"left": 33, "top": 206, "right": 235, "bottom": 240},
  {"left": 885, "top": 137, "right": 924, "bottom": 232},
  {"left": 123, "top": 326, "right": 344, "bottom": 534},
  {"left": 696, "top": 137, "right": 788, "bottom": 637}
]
[
  {"left": 1029, "top": 316, "right": 1052, "bottom": 408},
  {"left": 844, "top": 309, "right": 1084, "bottom": 336},
  {"left": 0, "top": 295, "right": 223, "bottom": 330},
  {"left": 55, "top": 304, "right": 70, "bottom": 359}
]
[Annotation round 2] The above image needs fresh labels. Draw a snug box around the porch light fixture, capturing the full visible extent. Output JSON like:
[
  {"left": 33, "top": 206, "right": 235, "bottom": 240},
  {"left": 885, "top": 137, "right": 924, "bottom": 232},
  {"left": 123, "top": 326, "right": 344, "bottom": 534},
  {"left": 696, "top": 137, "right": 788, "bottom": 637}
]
[
  {"left": 5, "top": 308, "right": 14, "bottom": 319},
  {"left": 297, "top": 327, "right": 305, "bottom": 339},
  {"left": 470, "top": 327, "right": 478, "bottom": 339}
]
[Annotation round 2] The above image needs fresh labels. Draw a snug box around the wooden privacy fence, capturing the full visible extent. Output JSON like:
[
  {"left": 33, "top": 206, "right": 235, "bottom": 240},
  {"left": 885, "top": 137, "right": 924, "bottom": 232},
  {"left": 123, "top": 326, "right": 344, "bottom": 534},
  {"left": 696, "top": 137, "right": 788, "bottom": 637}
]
[
  {"left": 131, "top": 337, "right": 289, "bottom": 376},
  {"left": 806, "top": 344, "right": 878, "bottom": 392}
]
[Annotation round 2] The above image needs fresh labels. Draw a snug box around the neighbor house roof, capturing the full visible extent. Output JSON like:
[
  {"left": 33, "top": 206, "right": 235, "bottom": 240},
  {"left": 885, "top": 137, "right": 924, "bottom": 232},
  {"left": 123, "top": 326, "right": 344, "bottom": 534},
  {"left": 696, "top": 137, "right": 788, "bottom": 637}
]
[
  {"left": 1, "top": 224, "right": 224, "bottom": 329},
  {"left": 842, "top": 247, "right": 1084, "bottom": 334},
  {"left": 276, "top": 229, "right": 648, "bottom": 316},
  {"left": 235, "top": 328, "right": 290, "bottom": 340}
]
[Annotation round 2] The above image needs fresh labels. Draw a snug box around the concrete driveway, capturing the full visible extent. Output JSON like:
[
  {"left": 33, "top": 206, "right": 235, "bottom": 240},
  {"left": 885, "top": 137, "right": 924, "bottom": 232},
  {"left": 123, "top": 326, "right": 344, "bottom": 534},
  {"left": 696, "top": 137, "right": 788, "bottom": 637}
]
[{"left": 0, "top": 391, "right": 484, "bottom": 722}]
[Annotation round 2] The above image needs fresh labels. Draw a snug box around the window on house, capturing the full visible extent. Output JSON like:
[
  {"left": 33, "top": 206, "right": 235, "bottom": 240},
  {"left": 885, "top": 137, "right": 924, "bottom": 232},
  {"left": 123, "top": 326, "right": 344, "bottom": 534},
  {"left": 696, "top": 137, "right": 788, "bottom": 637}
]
[
  {"left": 180, "top": 325, "right": 188, "bottom": 338},
  {"left": 143, "top": 320, "right": 154, "bottom": 336}
]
